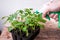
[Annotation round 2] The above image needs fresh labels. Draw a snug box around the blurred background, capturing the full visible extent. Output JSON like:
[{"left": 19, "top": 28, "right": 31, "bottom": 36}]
[{"left": 0, "top": 0, "right": 49, "bottom": 30}]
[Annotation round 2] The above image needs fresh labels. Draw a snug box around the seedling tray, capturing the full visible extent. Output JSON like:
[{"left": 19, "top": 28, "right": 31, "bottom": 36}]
[{"left": 11, "top": 27, "right": 40, "bottom": 40}]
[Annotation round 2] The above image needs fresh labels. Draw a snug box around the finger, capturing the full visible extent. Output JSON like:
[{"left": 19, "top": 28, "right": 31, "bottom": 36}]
[
  {"left": 42, "top": 9, "right": 49, "bottom": 18},
  {"left": 55, "top": 18, "right": 58, "bottom": 21},
  {"left": 53, "top": 14, "right": 58, "bottom": 19},
  {"left": 49, "top": 14, "right": 55, "bottom": 18}
]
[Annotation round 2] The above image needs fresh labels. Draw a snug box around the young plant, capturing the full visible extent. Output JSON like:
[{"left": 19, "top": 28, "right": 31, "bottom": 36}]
[{"left": 0, "top": 8, "right": 46, "bottom": 37}]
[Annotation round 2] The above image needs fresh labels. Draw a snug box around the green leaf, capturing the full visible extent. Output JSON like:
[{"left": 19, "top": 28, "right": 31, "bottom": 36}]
[
  {"left": 38, "top": 24, "right": 44, "bottom": 29},
  {"left": 26, "top": 30, "right": 29, "bottom": 37},
  {"left": 40, "top": 19, "right": 46, "bottom": 23},
  {"left": 11, "top": 20, "right": 19, "bottom": 26},
  {"left": 29, "top": 24, "right": 34, "bottom": 27},
  {"left": 29, "top": 8, "right": 33, "bottom": 10},
  {"left": 22, "top": 26, "right": 27, "bottom": 32},
  {"left": 21, "top": 15, "right": 25, "bottom": 19},
  {"left": 37, "top": 14, "right": 46, "bottom": 23},
  {"left": 25, "top": 8, "right": 31, "bottom": 14},
  {"left": 19, "top": 10, "right": 24, "bottom": 14},
  {"left": 0, "top": 16, "right": 8, "bottom": 20},
  {"left": 1, "top": 16, "right": 6, "bottom": 19},
  {"left": 25, "top": 18, "right": 31, "bottom": 24},
  {"left": 16, "top": 22, "right": 23, "bottom": 26},
  {"left": 25, "top": 12, "right": 28, "bottom": 16},
  {"left": 8, "top": 26, "right": 13, "bottom": 32},
  {"left": 7, "top": 13, "right": 17, "bottom": 22},
  {"left": 15, "top": 22, "right": 23, "bottom": 28}
]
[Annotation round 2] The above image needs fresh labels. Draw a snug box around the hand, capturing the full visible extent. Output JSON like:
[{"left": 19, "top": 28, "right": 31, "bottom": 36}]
[
  {"left": 0, "top": 27, "right": 13, "bottom": 40},
  {"left": 42, "top": 0, "right": 60, "bottom": 21},
  {"left": 45, "top": 19, "right": 58, "bottom": 30}
]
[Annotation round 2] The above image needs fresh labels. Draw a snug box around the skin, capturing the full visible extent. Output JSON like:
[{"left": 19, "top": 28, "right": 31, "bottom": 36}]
[
  {"left": 42, "top": 0, "right": 60, "bottom": 29},
  {"left": 0, "top": 27, "right": 13, "bottom": 40},
  {"left": 42, "top": 0, "right": 60, "bottom": 21}
]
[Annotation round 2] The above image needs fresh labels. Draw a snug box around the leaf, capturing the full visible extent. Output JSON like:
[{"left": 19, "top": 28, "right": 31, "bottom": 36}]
[
  {"left": 25, "top": 18, "right": 31, "bottom": 24},
  {"left": 29, "top": 24, "right": 34, "bottom": 27},
  {"left": 38, "top": 24, "right": 44, "bottom": 29},
  {"left": 37, "top": 14, "right": 46, "bottom": 23},
  {"left": 26, "top": 30, "right": 29, "bottom": 37},
  {"left": 0, "top": 16, "right": 8, "bottom": 20},
  {"left": 13, "top": 13, "right": 17, "bottom": 18},
  {"left": 11, "top": 20, "right": 19, "bottom": 26},
  {"left": 11, "top": 20, "right": 24, "bottom": 29},
  {"left": 7, "top": 15, "right": 14, "bottom": 22},
  {"left": 25, "top": 12, "right": 28, "bottom": 16},
  {"left": 21, "top": 15, "right": 25, "bottom": 19},
  {"left": 19, "top": 10, "right": 24, "bottom": 14},
  {"left": 22, "top": 26, "right": 29, "bottom": 36},
  {"left": 22, "top": 26, "right": 27, "bottom": 32},
  {"left": 16, "top": 22, "right": 23, "bottom": 26},
  {"left": 15, "top": 22, "right": 23, "bottom": 28},
  {"left": 1, "top": 16, "right": 6, "bottom": 19},
  {"left": 8, "top": 26, "right": 13, "bottom": 32},
  {"left": 29, "top": 8, "right": 33, "bottom": 10},
  {"left": 25, "top": 8, "right": 31, "bottom": 14},
  {"left": 7, "top": 13, "right": 17, "bottom": 22},
  {"left": 40, "top": 19, "right": 46, "bottom": 23}
]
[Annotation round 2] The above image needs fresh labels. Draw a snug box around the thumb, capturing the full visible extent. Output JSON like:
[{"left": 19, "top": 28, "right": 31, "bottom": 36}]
[
  {"left": 42, "top": 8, "right": 50, "bottom": 21},
  {"left": 42, "top": 9, "right": 49, "bottom": 18}
]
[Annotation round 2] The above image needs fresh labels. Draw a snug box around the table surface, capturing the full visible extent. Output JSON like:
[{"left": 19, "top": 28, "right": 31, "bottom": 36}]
[{"left": 34, "top": 29, "right": 60, "bottom": 40}]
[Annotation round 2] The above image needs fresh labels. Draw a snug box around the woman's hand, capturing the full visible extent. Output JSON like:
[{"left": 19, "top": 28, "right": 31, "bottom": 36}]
[
  {"left": 44, "top": 19, "right": 59, "bottom": 30},
  {"left": 42, "top": 0, "right": 60, "bottom": 21},
  {"left": 0, "top": 27, "right": 13, "bottom": 40}
]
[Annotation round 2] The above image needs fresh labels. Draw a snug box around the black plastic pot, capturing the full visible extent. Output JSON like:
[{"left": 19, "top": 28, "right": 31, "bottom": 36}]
[{"left": 11, "top": 27, "right": 40, "bottom": 40}]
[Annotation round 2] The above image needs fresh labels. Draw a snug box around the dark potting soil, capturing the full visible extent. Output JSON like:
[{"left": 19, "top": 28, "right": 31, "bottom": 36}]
[{"left": 11, "top": 27, "right": 40, "bottom": 40}]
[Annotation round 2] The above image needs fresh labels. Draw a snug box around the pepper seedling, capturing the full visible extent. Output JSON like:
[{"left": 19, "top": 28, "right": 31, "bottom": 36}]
[{"left": 0, "top": 8, "right": 46, "bottom": 37}]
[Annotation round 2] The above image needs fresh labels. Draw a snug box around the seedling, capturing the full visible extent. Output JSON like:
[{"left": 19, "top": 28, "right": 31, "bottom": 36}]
[{"left": 1, "top": 8, "right": 46, "bottom": 40}]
